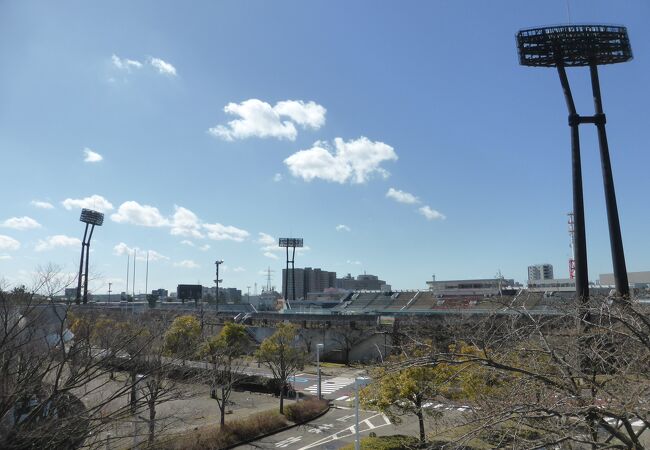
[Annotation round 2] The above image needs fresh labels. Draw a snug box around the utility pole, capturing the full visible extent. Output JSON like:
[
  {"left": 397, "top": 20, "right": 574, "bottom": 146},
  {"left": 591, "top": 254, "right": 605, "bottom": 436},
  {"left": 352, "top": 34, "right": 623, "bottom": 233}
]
[
  {"left": 132, "top": 249, "right": 137, "bottom": 299},
  {"left": 214, "top": 260, "right": 223, "bottom": 313},
  {"left": 108, "top": 282, "right": 112, "bottom": 303}
]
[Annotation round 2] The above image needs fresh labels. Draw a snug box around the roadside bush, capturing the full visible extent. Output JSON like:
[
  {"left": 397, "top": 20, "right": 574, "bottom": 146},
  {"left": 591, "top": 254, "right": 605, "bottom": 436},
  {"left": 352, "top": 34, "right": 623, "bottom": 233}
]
[
  {"left": 284, "top": 398, "right": 329, "bottom": 423},
  {"left": 157, "top": 410, "right": 288, "bottom": 450}
]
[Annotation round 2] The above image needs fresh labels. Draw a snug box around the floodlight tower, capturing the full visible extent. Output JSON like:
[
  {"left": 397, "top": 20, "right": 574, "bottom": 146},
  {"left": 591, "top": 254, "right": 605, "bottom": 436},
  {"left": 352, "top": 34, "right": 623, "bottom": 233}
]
[
  {"left": 279, "top": 238, "right": 303, "bottom": 304},
  {"left": 76, "top": 208, "right": 104, "bottom": 304},
  {"left": 517, "top": 25, "right": 632, "bottom": 300}
]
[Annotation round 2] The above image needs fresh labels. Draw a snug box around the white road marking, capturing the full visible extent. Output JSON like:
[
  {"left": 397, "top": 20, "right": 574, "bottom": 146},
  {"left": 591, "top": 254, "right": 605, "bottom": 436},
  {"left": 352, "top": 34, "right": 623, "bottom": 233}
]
[
  {"left": 336, "top": 414, "right": 355, "bottom": 422},
  {"left": 303, "top": 377, "right": 355, "bottom": 395},
  {"left": 275, "top": 436, "right": 302, "bottom": 447},
  {"left": 335, "top": 395, "right": 349, "bottom": 401},
  {"left": 297, "top": 413, "right": 392, "bottom": 450}
]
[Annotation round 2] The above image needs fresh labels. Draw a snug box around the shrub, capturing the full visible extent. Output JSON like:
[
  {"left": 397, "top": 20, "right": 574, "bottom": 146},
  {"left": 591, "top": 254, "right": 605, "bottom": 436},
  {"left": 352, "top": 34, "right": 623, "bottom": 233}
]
[
  {"left": 157, "top": 410, "right": 288, "bottom": 449},
  {"left": 284, "top": 398, "right": 329, "bottom": 423}
]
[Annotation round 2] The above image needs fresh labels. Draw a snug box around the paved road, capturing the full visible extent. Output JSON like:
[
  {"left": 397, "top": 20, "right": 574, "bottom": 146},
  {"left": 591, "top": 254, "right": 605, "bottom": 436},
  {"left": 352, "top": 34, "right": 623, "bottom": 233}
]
[
  {"left": 237, "top": 406, "right": 401, "bottom": 450},
  {"left": 237, "top": 401, "right": 481, "bottom": 449}
]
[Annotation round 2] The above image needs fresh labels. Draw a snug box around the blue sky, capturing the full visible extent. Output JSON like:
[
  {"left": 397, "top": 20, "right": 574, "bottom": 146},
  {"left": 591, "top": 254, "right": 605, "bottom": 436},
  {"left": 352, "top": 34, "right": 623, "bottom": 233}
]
[{"left": 1, "top": 1, "right": 649, "bottom": 295}]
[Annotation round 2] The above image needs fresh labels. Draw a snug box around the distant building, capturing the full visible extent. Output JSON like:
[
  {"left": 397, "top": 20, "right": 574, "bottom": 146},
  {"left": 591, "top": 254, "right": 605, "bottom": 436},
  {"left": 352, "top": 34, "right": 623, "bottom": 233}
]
[
  {"left": 282, "top": 267, "right": 336, "bottom": 300},
  {"left": 336, "top": 273, "right": 388, "bottom": 291},
  {"left": 245, "top": 290, "right": 281, "bottom": 311},
  {"left": 426, "top": 278, "right": 515, "bottom": 297},
  {"left": 599, "top": 271, "right": 650, "bottom": 288},
  {"left": 151, "top": 289, "right": 168, "bottom": 300},
  {"left": 203, "top": 286, "right": 242, "bottom": 303},
  {"left": 527, "top": 278, "right": 575, "bottom": 292},
  {"left": 528, "top": 264, "right": 554, "bottom": 281}
]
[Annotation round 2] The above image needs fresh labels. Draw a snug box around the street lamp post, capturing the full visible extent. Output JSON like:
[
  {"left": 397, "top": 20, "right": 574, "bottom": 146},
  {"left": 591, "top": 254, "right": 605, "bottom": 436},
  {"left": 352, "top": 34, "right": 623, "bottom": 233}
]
[
  {"left": 316, "top": 343, "right": 324, "bottom": 400},
  {"left": 355, "top": 377, "right": 370, "bottom": 450},
  {"left": 214, "top": 260, "right": 223, "bottom": 313}
]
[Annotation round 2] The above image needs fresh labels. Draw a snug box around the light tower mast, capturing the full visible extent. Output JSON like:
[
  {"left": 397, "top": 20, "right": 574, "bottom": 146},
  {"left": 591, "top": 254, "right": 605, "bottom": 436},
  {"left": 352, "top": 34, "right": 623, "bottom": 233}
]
[{"left": 568, "top": 212, "right": 576, "bottom": 280}]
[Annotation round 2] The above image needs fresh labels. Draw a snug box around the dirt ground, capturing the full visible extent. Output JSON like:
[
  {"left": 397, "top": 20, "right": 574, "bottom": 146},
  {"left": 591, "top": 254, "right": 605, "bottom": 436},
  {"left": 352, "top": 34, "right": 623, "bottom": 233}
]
[{"left": 82, "top": 372, "right": 294, "bottom": 449}]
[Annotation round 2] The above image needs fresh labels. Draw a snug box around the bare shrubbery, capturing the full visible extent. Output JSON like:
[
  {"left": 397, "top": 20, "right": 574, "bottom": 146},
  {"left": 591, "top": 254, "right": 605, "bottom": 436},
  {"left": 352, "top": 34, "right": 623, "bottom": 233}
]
[
  {"left": 284, "top": 397, "right": 329, "bottom": 423},
  {"left": 383, "top": 294, "right": 650, "bottom": 448},
  {"left": 158, "top": 410, "right": 288, "bottom": 450}
]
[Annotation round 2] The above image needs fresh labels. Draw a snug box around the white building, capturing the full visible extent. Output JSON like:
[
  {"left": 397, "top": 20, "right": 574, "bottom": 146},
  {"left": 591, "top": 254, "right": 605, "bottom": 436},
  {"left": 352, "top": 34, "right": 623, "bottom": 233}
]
[
  {"left": 599, "top": 271, "right": 650, "bottom": 288},
  {"left": 528, "top": 264, "right": 554, "bottom": 281}
]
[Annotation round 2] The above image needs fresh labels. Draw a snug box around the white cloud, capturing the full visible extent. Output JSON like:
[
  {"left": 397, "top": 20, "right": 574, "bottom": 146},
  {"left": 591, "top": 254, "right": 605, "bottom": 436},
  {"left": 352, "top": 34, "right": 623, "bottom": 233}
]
[
  {"left": 386, "top": 188, "right": 420, "bottom": 205},
  {"left": 285, "top": 137, "right": 397, "bottom": 184},
  {"left": 83, "top": 147, "right": 103, "bottom": 163},
  {"left": 149, "top": 57, "right": 177, "bottom": 76},
  {"left": 273, "top": 173, "right": 283, "bottom": 182},
  {"left": 111, "top": 201, "right": 168, "bottom": 227},
  {"left": 257, "top": 232, "right": 276, "bottom": 246},
  {"left": 35, "top": 235, "right": 80, "bottom": 252},
  {"left": 31, "top": 200, "right": 54, "bottom": 209},
  {"left": 336, "top": 224, "right": 351, "bottom": 232},
  {"left": 263, "top": 252, "right": 279, "bottom": 260},
  {"left": 203, "top": 223, "right": 249, "bottom": 242},
  {"left": 174, "top": 260, "right": 199, "bottom": 269},
  {"left": 208, "top": 98, "right": 326, "bottom": 141},
  {"left": 2, "top": 216, "right": 41, "bottom": 230},
  {"left": 113, "top": 242, "right": 168, "bottom": 261},
  {"left": 0, "top": 235, "right": 20, "bottom": 251},
  {"left": 111, "top": 54, "right": 143, "bottom": 71},
  {"left": 62, "top": 195, "right": 114, "bottom": 213},
  {"left": 113, "top": 242, "right": 133, "bottom": 256},
  {"left": 273, "top": 100, "right": 326, "bottom": 129},
  {"left": 170, "top": 206, "right": 203, "bottom": 238},
  {"left": 0, "top": 254, "right": 11, "bottom": 260},
  {"left": 418, "top": 205, "right": 446, "bottom": 221},
  {"left": 199, "top": 244, "right": 210, "bottom": 251},
  {"left": 180, "top": 240, "right": 195, "bottom": 247},
  {"left": 346, "top": 260, "right": 362, "bottom": 265},
  {"left": 233, "top": 266, "right": 245, "bottom": 272},
  {"left": 146, "top": 250, "right": 169, "bottom": 261}
]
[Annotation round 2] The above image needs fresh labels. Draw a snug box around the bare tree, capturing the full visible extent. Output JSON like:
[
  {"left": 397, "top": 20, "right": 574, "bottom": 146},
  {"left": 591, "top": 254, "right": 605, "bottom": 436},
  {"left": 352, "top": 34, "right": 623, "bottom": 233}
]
[
  {"left": 200, "top": 322, "right": 251, "bottom": 426},
  {"left": 0, "top": 269, "right": 183, "bottom": 449},
  {"left": 257, "top": 323, "right": 306, "bottom": 414},
  {"left": 396, "top": 294, "right": 650, "bottom": 449}
]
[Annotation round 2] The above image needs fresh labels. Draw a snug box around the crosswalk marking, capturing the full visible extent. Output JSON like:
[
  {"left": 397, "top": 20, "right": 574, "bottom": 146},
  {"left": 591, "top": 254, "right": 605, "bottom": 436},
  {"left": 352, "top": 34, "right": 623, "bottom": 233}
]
[{"left": 303, "top": 377, "right": 354, "bottom": 395}]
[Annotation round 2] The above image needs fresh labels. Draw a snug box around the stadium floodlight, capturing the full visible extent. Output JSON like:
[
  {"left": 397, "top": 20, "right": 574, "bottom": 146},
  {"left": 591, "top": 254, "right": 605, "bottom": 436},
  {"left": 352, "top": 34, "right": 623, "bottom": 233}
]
[
  {"left": 76, "top": 209, "right": 105, "bottom": 304},
  {"left": 278, "top": 238, "right": 303, "bottom": 248},
  {"left": 517, "top": 25, "right": 632, "bottom": 68},
  {"left": 279, "top": 237, "right": 303, "bottom": 304},
  {"left": 80, "top": 208, "right": 105, "bottom": 226},
  {"left": 516, "top": 24, "right": 632, "bottom": 300}
]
